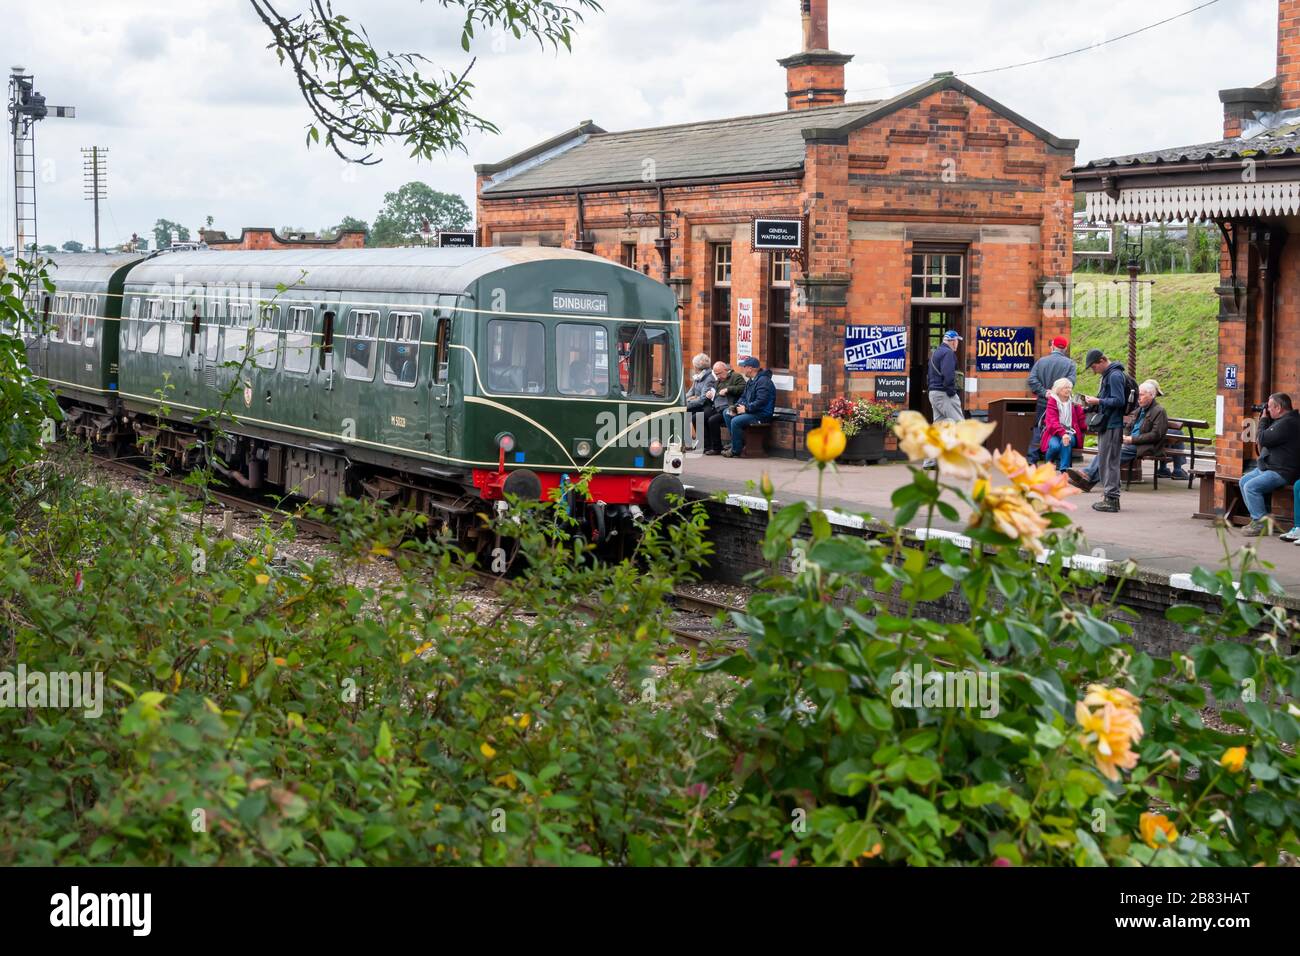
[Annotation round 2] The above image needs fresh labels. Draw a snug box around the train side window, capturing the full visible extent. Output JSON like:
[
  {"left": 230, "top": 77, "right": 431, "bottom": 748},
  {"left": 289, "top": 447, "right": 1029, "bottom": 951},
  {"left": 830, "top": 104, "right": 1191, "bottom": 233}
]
[
  {"left": 123, "top": 297, "right": 140, "bottom": 351},
  {"left": 67, "top": 295, "right": 84, "bottom": 345},
  {"left": 284, "top": 306, "right": 314, "bottom": 374},
  {"left": 486, "top": 319, "right": 544, "bottom": 394},
  {"left": 383, "top": 311, "right": 421, "bottom": 387},
  {"left": 556, "top": 323, "right": 608, "bottom": 397},
  {"left": 224, "top": 302, "right": 252, "bottom": 364},
  {"left": 616, "top": 324, "right": 671, "bottom": 400},
  {"left": 51, "top": 295, "right": 66, "bottom": 342},
  {"left": 204, "top": 300, "right": 221, "bottom": 362},
  {"left": 344, "top": 309, "right": 379, "bottom": 381},
  {"left": 434, "top": 317, "right": 450, "bottom": 383},
  {"left": 319, "top": 310, "right": 336, "bottom": 370},
  {"left": 163, "top": 299, "right": 186, "bottom": 357},
  {"left": 140, "top": 299, "right": 163, "bottom": 354},
  {"left": 254, "top": 305, "right": 280, "bottom": 369},
  {"left": 84, "top": 296, "right": 98, "bottom": 348}
]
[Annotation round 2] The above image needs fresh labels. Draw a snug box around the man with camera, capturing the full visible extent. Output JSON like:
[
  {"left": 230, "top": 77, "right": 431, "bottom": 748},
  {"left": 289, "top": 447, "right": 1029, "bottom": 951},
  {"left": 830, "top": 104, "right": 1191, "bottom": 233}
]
[{"left": 1240, "top": 392, "right": 1300, "bottom": 537}]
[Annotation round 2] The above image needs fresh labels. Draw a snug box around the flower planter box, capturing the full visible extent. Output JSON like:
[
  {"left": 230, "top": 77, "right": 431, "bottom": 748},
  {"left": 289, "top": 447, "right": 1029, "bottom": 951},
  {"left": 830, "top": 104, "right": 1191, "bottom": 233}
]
[{"left": 842, "top": 425, "right": 887, "bottom": 464}]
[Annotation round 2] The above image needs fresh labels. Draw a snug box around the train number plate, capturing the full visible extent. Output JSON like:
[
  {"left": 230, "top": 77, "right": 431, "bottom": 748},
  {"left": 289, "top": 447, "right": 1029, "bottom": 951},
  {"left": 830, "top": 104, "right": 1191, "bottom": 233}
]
[{"left": 390, "top": 415, "right": 407, "bottom": 428}]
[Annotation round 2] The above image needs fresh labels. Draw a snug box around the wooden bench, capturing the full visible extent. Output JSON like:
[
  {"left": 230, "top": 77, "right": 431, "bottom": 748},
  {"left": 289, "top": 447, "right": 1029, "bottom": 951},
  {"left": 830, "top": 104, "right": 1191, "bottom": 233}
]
[
  {"left": 722, "top": 408, "right": 801, "bottom": 458},
  {"left": 1081, "top": 414, "right": 1211, "bottom": 490},
  {"left": 1204, "top": 473, "right": 1296, "bottom": 527}
]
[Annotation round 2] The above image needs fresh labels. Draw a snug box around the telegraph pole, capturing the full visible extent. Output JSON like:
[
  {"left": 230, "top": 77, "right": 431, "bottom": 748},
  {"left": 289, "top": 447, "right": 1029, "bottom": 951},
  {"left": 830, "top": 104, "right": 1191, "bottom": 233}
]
[
  {"left": 81, "top": 146, "right": 107, "bottom": 252},
  {"left": 7, "top": 66, "right": 75, "bottom": 257}
]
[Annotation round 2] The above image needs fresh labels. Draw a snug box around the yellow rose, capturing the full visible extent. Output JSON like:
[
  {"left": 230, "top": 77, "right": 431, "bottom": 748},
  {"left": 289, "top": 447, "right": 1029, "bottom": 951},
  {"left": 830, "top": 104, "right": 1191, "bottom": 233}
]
[
  {"left": 971, "top": 484, "right": 1051, "bottom": 553},
  {"left": 806, "top": 416, "right": 846, "bottom": 463},
  {"left": 1219, "top": 746, "right": 1247, "bottom": 774},
  {"left": 1075, "top": 684, "right": 1144, "bottom": 782},
  {"left": 1139, "top": 812, "right": 1178, "bottom": 849},
  {"left": 479, "top": 742, "right": 497, "bottom": 759}
]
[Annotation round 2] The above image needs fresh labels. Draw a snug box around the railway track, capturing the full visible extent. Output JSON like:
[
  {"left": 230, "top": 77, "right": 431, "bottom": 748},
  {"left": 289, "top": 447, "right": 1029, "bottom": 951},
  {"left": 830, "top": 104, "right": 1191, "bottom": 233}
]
[{"left": 89, "top": 451, "right": 740, "bottom": 652}]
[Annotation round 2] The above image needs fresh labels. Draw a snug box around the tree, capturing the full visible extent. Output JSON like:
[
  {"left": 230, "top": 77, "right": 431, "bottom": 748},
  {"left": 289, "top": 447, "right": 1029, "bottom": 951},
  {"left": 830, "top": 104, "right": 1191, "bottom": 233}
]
[
  {"left": 370, "top": 184, "right": 471, "bottom": 247},
  {"left": 249, "top": 0, "right": 602, "bottom": 163},
  {"left": 153, "top": 219, "right": 191, "bottom": 250},
  {"left": 61, "top": 240, "right": 85, "bottom": 253},
  {"left": 325, "top": 216, "right": 370, "bottom": 242}
]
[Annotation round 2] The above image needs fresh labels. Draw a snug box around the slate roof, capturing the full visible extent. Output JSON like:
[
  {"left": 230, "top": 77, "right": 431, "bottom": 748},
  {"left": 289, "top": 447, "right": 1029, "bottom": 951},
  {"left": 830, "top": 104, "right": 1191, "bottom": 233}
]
[
  {"left": 1076, "top": 121, "right": 1300, "bottom": 171},
  {"left": 479, "top": 100, "right": 881, "bottom": 194},
  {"left": 479, "top": 74, "right": 1078, "bottom": 196}
]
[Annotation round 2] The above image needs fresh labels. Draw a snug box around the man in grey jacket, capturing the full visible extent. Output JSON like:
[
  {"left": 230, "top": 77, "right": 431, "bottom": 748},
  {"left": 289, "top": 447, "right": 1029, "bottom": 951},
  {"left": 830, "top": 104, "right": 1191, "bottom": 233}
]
[{"left": 1026, "top": 336, "right": 1077, "bottom": 464}]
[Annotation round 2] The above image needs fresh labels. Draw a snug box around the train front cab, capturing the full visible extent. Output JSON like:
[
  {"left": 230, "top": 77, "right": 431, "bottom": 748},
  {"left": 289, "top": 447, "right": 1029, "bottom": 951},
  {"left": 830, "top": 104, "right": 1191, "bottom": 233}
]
[{"left": 458, "top": 259, "right": 686, "bottom": 542}]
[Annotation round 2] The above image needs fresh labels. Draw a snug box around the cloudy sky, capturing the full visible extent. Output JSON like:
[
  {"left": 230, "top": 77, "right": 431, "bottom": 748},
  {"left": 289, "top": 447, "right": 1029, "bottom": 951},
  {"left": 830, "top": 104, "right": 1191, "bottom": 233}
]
[{"left": 2, "top": 0, "right": 1277, "bottom": 250}]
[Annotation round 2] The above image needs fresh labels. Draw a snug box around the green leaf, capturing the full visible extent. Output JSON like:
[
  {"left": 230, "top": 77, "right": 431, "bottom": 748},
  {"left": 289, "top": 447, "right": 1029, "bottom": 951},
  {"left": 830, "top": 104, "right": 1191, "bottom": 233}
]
[
  {"left": 542, "top": 794, "right": 581, "bottom": 810},
  {"left": 362, "top": 825, "right": 397, "bottom": 848},
  {"left": 904, "top": 757, "right": 941, "bottom": 785},
  {"left": 829, "top": 759, "right": 876, "bottom": 797},
  {"left": 859, "top": 698, "right": 894, "bottom": 731},
  {"left": 321, "top": 830, "right": 356, "bottom": 860}
]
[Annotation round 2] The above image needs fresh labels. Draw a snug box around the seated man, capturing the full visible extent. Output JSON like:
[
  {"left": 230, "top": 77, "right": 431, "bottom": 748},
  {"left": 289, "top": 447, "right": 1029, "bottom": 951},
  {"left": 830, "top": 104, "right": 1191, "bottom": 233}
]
[
  {"left": 1147, "top": 380, "right": 1188, "bottom": 479},
  {"left": 1068, "top": 379, "right": 1166, "bottom": 491},
  {"left": 721, "top": 356, "right": 775, "bottom": 458},
  {"left": 1241, "top": 392, "right": 1300, "bottom": 537},
  {"left": 702, "top": 360, "right": 746, "bottom": 456}
]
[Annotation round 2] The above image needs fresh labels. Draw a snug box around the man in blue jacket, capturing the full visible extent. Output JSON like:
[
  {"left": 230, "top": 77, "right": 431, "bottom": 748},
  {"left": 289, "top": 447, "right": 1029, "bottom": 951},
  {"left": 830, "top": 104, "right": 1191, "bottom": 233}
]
[
  {"left": 1082, "top": 348, "right": 1128, "bottom": 512},
  {"left": 722, "top": 356, "right": 775, "bottom": 458}
]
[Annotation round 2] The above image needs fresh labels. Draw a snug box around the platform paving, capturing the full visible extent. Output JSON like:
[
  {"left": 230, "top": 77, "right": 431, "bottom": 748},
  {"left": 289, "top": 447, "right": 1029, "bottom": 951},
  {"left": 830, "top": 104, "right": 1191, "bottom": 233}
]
[{"left": 680, "top": 452, "right": 1300, "bottom": 593}]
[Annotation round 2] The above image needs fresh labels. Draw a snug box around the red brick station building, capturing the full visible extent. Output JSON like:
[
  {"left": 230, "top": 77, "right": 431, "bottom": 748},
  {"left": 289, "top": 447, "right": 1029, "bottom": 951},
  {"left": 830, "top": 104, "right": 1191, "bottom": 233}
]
[
  {"left": 1069, "top": 0, "right": 1300, "bottom": 514},
  {"left": 474, "top": 0, "right": 1077, "bottom": 433}
]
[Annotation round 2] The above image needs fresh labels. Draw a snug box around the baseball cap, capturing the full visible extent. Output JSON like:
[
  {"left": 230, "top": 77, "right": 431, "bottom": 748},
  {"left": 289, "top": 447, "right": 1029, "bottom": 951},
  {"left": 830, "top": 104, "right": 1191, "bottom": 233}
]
[
  {"left": 1084, "top": 348, "right": 1105, "bottom": 367},
  {"left": 943, "top": 330, "right": 962, "bottom": 342},
  {"left": 1052, "top": 336, "right": 1069, "bottom": 349},
  {"left": 1146, "top": 379, "right": 1166, "bottom": 396},
  {"left": 738, "top": 356, "right": 760, "bottom": 368}
]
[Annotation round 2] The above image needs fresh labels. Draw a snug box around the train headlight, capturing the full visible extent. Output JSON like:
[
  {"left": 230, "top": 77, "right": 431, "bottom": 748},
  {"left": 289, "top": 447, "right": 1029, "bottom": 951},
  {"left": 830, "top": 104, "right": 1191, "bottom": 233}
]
[
  {"left": 574, "top": 438, "right": 593, "bottom": 458},
  {"left": 648, "top": 439, "right": 664, "bottom": 457},
  {"left": 496, "top": 432, "right": 516, "bottom": 453}
]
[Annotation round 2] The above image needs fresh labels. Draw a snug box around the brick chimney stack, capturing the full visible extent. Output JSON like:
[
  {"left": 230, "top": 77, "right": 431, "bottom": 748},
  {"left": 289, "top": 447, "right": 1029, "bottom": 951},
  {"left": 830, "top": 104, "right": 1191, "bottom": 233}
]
[
  {"left": 1279, "top": 0, "right": 1300, "bottom": 110},
  {"left": 779, "top": 0, "right": 853, "bottom": 110}
]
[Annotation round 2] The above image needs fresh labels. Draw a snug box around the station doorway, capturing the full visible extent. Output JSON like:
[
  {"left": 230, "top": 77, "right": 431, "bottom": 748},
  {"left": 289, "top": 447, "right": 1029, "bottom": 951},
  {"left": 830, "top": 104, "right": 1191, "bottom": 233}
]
[{"left": 909, "top": 304, "right": 963, "bottom": 419}]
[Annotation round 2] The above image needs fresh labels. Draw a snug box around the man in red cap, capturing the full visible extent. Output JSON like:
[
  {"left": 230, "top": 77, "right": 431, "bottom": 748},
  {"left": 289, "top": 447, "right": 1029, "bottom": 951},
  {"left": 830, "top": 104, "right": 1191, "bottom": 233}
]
[{"left": 1025, "top": 335, "right": 1077, "bottom": 465}]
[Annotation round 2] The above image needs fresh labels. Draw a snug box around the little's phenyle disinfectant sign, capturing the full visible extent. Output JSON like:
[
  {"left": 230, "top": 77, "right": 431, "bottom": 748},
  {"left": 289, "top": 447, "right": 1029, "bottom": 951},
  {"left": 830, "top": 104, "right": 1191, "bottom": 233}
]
[{"left": 845, "top": 325, "right": 906, "bottom": 372}]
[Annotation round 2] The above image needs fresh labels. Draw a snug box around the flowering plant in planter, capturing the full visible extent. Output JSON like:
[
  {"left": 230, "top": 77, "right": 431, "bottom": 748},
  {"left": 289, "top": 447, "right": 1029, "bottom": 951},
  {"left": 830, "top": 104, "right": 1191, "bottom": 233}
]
[{"left": 826, "top": 396, "right": 897, "bottom": 437}]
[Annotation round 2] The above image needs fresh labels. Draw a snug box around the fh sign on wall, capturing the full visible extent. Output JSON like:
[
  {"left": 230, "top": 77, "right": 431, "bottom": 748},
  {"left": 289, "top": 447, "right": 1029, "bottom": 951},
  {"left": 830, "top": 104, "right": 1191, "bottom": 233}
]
[
  {"left": 737, "top": 299, "right": 754, "bottom": 358},
  {"left": 975, "top": 326, "right": 1035, "bottom": 373},
  {"left": 845, "top": 325, "right": 906, "bottom": 372}
]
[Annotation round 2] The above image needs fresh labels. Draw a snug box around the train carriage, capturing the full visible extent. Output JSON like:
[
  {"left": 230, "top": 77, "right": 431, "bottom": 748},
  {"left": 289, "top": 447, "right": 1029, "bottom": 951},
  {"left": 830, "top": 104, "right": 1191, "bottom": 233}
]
[
  {"left": 14, "top": 253, "right": 147, "bottom": 444},
  {"left": 102, "top": 246, "right": 685, "bottom": 546}
]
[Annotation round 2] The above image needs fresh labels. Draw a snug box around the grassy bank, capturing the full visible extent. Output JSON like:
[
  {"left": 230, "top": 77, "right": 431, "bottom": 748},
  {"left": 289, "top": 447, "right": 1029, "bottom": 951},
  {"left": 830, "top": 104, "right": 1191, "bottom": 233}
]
[{"left": 1071, "top": 272, "right": 1219, "bottom": 428}]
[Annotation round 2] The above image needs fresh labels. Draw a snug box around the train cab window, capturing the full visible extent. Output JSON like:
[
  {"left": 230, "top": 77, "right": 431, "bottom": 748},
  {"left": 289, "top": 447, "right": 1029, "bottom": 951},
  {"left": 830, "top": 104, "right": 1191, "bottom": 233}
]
[
  {"left": 224, "top": 302, "right": 252, "bottom": 364},
  {"left": 344, "top": 309, "right": 379, "bottom": 381},
  {"left": 254, "top": 305, "right": 280, "bottom": 369},
  {"left": 556, "top": 323, "right": 608, "bottom": 396},
  {"left": 163, "top": 300, "right": 186, "bottom": 357},
  {"left": 67, "top": 296, "right": 84, "bottom": 345},
  {"left": 140, "top": 299, "right": 163, "bottom": 354},
  {"left": 486, "top": 319, "right": 544, "bottom": 394},
  {"left": 84, "top": 296, "right": 98, "bottom": 348},
  {"left": 284, "top": 306, "right": 314, "bottom": 374},
  {"left": 616, "top": 325, "right": 671, "bottom": 400},
  {"left": 383, "top": 311, "right": 421, "bottom": 387},
  {"left": 433, "top": 317, "right": 450, "bottom": 383},
  {"left": 51, "top": 295, "right": 66, "bottom": 342}
]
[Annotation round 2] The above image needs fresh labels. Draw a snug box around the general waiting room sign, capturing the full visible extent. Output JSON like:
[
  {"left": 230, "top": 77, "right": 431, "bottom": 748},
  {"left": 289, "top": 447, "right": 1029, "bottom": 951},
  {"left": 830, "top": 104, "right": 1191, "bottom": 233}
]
[
  {"left": 975, "top": 326, "right": 1035, "bottom": 373},
  {"left": 845, "top": 325, "right": 906, "bottom": 372}
]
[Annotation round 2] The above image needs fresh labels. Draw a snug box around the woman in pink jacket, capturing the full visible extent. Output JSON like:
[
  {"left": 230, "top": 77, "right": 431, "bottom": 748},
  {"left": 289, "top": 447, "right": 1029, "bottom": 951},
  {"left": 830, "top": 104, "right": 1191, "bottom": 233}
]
[{"left": 1039, "top": 378, "right": 1087, "bottom": 471}]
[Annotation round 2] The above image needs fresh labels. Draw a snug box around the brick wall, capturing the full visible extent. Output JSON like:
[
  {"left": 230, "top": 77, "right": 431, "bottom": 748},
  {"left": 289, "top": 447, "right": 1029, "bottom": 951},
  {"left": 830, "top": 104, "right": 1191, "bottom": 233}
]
[
  {"left": 202, "top": 227, "right": 365, "bottom": 250},
  {"left": 1280, "top": 0, "right": 1300, "bottom": 111}
]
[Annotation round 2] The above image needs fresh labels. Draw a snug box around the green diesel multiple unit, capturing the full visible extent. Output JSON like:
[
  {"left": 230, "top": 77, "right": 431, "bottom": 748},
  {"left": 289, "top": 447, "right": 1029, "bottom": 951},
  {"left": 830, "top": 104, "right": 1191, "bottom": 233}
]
[{"left": 19, "top": 247, "right": 687, "bottom": 547}]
